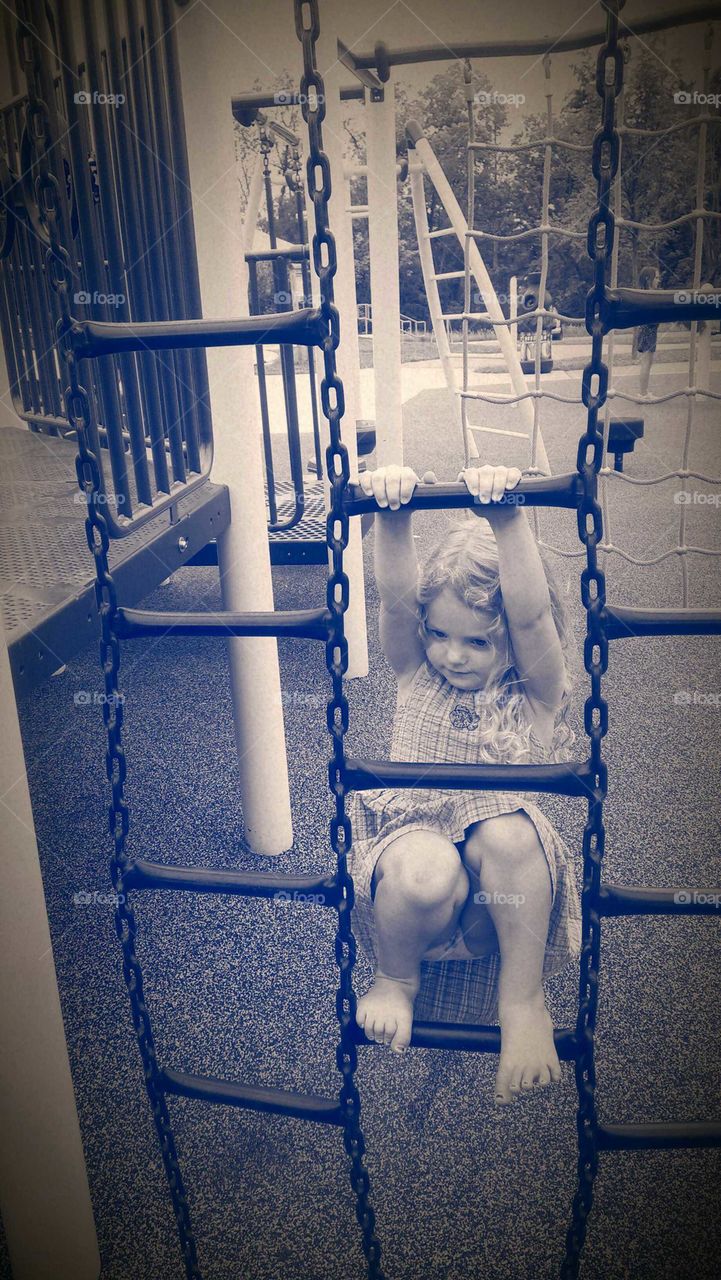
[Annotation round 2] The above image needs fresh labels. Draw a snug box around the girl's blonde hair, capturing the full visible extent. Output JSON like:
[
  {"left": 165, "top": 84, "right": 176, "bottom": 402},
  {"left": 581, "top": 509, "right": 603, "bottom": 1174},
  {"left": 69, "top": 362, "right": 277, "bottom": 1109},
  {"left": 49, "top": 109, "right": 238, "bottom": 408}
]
[{"left": 417, "top": 516, "right": 576, "bottom": 763}]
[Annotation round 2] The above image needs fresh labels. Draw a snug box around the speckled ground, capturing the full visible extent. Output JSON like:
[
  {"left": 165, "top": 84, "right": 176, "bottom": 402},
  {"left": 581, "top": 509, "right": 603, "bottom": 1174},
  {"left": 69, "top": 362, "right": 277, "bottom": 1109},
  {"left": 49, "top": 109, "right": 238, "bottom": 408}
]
[{"left": 4, "top": 366, "right": 721, "bottom": 1280}]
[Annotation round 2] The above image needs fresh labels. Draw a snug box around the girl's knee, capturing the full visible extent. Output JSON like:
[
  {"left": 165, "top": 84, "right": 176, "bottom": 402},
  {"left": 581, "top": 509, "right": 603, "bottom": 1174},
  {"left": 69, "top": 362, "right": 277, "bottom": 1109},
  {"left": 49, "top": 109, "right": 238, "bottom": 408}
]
[
  {"left": 463, "top": 811, "right": 543, "bottom": 874},
  {"left": 376, "top": 830, "right": 468, "bottom": 910}
]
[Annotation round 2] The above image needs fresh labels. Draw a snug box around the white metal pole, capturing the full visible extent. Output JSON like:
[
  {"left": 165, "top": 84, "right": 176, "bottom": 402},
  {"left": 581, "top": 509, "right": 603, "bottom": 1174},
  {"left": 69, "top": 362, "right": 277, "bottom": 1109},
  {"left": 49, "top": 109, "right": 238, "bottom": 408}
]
[
  {"left": 510, "top": 274, "right": 518, "bottom": 346},
  {"left": 177, "top": 11, "right": 292, "bottom": 855},
  {"left": 408, "top": 124, "right": 550, "bottom": 475},
  {"left": 0, "top": 633, "right": 100, "bottom": 1280},
  {"left": 697, "top": 282, "right": 713, "bottom": 392},
  {"left": 303, "top": 23, "right": 368, "bottom": 678},
  {"left": 366, "top": 79, "right": 403, "bottom": 466}
]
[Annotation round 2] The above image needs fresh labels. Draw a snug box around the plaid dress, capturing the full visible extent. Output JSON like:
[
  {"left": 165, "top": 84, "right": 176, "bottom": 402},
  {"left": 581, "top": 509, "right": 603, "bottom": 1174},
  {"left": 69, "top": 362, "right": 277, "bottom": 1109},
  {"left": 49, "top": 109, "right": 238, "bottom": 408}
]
[{"left": 347, "top": 659, "right": 581, "bottom": 1025}]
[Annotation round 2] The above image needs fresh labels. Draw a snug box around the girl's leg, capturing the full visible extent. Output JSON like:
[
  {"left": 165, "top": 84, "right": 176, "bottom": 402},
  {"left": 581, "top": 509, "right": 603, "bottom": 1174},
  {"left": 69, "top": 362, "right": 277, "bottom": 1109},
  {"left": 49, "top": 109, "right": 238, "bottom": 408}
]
[
  {"left": 356, "top": 829, "right": 469, "bottom": 1053},
  {"left": 639, "top": 350, "right": 653, "bottom": 395},
  {"left": 461, "top": 812, "right": 561, "bottom": 1104}
]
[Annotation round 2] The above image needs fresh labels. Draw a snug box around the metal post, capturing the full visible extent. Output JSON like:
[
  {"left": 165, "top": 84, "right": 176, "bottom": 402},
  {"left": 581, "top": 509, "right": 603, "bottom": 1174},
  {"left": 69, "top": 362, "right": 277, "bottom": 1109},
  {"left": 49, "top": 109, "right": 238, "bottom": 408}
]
[
  {"left": 304, "top": 21, "right": 368, "bottom": 678},
  {"left": 0, "top": 632, "right": 100, "bottom": 1280},
  {"left": 366, "top": 79, "right": 403, "bottom": 465},
  {"left": 176, "top": 9, "right": 293, "bottom": 854},
  {"left": 697, "top": 282, "right": 713, "bottom": 391},
  {"left": 510, "top": 274, "right": 518, "bottom": 345}
]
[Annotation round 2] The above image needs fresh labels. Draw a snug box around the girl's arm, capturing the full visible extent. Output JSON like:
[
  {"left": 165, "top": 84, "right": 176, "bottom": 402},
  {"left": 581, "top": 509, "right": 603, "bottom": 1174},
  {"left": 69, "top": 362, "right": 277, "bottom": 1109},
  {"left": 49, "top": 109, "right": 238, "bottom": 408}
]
[
  {"left": 358, "top": 466, "right": 426, "bottom": 680},
  {"left": 461, "top": 466, "right": 567, "bottom": 717}
]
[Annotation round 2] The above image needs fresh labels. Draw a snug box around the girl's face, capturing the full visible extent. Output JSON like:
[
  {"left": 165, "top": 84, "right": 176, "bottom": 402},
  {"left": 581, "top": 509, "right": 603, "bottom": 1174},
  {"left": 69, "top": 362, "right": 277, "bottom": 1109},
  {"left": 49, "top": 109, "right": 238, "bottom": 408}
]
[{"left": 423, "top": 587, "right": 502, "bottom": 691}]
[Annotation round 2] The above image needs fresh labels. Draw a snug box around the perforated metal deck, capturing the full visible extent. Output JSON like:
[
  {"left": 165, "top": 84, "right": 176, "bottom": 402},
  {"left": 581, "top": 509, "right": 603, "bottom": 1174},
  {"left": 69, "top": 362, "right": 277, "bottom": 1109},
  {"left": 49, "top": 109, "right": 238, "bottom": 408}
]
[{"left": 0, "top": 427, "right": 230, "bottom": 695}]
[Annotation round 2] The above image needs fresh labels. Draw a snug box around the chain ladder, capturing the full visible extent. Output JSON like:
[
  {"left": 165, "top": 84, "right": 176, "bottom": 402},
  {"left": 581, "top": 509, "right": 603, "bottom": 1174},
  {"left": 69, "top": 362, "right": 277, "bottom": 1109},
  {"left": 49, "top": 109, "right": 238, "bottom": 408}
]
[
  {"left": 294, "top": 2, "right": 386, "bottom": 1276},
  {"left": 14, "top": 2, "right": 202, "bottom": 1274},
  {"left": 561, "top": 2, "right": 622, "bottom": 1274}
]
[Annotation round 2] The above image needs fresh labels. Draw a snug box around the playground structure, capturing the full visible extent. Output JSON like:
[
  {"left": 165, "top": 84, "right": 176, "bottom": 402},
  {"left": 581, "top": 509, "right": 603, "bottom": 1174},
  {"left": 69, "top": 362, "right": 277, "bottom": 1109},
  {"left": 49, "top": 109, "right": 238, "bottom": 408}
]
[{"left": 1, "top": 2, "right": 721, "bottom": 1279}]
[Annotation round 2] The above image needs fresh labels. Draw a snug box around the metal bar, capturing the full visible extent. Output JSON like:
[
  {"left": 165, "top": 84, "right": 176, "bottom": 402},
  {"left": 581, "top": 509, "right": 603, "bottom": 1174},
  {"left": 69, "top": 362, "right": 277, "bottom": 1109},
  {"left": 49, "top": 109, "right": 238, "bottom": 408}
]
[
  {"left": 351, "top": 8, "right": 721, "bottom": 69},
  {"left": 343, "top": 758, "right": 595, "bottom": 799},
  {"left": 245, "top": 247, "right": 310, "bottom": 263},
  {"left": 597, "top": 1122, "right": 721, "bottom": 1152},
  {"left": 113, "top": 604, "right": 331, "bottom": 639},
  {"left": 247, "top": 260, "right": 278, "bottom": 524},
  {"left": 344, "top": 473, "right": 582, "bottom": 515},
  {"left": 158, "top": 0, "right": 212, "bottom": 476},
  {"left": 113, "top": 2, "right": 172, "bottom": 497},
  {"left": 123, "top": 858, "right": 340, "bottom": 902},
  {"left": 135, "top": 0, "right": 188, "bottom": 486},
  {"left": 604, "top": 605, "right": 721, "bottom": 638},
  {"left": 71, "top": 309, "right": 327, "bottom": 357},
  {"left": 81, "top": 0, "right": 153, "bottom": 508},
  {"left": 124, "top": 0, "right": 182, "bottom": 493},
  {"left": 598, "top": 884, "right": 721, "bottom": 917},
  {"left": 337, "top": 39, "right": 384, "bottom": 92},
  {"left": 603, "top": 286, "right": 721, "bottom": 330},
  {"left": 159, "top": 1068, "right": 345, "bottom": 1126},
  {"left": 354, "top": 1021, "right": 578, "bottom": 1059},
  {"left": 232, "top": 86, "right": 364, "bottom": 117}
]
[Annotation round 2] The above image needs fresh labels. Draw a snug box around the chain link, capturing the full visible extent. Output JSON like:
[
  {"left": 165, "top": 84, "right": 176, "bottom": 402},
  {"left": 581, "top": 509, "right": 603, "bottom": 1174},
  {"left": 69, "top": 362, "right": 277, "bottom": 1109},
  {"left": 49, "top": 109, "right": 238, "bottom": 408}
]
[
  {"left": 294, "top": 2, "right": 385, "bottom": 1276},
  {"left": 561, "top": 2, "right": 622, "bottom": 1275},
  {"left": 14, "top": 2, "right": 202, "bottom": 1274}
]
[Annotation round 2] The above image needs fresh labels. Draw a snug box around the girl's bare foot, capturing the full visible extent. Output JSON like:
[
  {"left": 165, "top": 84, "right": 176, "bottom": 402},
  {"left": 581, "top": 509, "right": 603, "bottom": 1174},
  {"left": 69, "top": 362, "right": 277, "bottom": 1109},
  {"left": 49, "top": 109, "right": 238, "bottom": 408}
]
[
  {"left": 356, "top": 970, "right": 420, "bottom": 1053},
  {"left": 495, "top": 990, "right": 561, "bottom": 1104}
]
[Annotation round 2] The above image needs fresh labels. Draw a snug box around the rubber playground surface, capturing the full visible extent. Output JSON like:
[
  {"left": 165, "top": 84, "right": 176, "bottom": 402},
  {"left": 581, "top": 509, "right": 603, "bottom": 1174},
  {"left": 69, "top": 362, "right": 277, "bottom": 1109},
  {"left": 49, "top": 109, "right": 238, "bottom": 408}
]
[{"left": 5, "top": 365, "right": 721, "bottom": 1279}]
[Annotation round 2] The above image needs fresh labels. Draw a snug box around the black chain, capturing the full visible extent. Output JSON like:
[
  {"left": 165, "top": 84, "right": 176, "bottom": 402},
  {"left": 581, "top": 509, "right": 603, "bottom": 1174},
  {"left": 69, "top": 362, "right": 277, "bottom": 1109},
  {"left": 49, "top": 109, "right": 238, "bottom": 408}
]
[
  {"left": 294, "top": 3, "right": 385, "bottom": 1276},
  {"left": 561, "top": 2, "right": 622, "bottom": 1275},
  {"left": 14, "top": 3, "right": 202, "bottom": 1274}
]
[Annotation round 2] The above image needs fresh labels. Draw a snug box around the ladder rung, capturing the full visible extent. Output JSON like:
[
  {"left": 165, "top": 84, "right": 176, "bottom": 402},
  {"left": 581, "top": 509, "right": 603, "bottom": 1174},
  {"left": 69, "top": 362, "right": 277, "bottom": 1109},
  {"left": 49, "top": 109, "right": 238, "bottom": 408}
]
[
  {"left": 71, "top": 309, "right": 327, "bottom": 359},
  {"left": 122, "top": 859, "right": 341, "bottom": 904},
  {"left": 433, "top": 270, "right": 466, "bottom": 281},
  {"left": 426, "top": 226, "right": 457, "bottom": 239},
  {"left": 599, "top": 884, "right": 721, "bottom": 917},
  {"left": 354, "top": 1020, "right": 577, "bottom": 1059},
  {"left": 113, "top": 605, "right": 331, "bottom": 640},
  {"left": 344, "top": 758, "right": 594, "bottom": 799},
  {"left": 605, "top": 605, "right": 721, "bottom": 639},
  {"left": 603, "top": 287, "right": 721, "bottom": 333},
  {"left": 345, "top": 473, "right": 582, "bottom": 516},
  {"left": 597, "top": 1121, "right": 721, "bottom": 1151},
  {"left": 160, "top": 1067, "right": 344, "bottom": 1125}
]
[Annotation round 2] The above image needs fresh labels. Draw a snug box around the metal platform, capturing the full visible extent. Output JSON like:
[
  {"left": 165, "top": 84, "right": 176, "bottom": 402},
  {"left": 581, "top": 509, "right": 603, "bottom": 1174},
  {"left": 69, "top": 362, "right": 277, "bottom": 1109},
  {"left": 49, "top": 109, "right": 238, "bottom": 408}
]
[{"left": 0, "top": 427, "right": 230, "bottom": 696}]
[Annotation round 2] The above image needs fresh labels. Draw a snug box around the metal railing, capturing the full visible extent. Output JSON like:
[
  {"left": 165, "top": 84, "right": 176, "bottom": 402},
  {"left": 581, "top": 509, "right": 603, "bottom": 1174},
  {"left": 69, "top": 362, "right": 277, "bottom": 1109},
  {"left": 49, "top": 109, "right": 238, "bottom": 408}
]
[{"left": 0, "top": 0, "right": 213, "bottom": 536}]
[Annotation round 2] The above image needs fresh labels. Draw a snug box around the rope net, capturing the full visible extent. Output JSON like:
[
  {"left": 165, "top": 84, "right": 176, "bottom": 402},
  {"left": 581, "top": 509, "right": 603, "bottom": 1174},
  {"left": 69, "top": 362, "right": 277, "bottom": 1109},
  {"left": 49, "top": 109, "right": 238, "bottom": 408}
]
[{"left": 413, "top": 20, "right": 721, "bottom": 603}]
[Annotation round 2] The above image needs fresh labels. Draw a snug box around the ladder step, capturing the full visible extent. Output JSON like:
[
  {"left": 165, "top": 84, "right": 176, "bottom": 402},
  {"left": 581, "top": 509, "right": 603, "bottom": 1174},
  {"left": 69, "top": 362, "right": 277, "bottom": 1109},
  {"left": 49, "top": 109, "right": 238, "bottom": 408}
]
[
  {"left": 599, "top": 884, "right": 721, "bottom": 917},
  {"left": 114, "top": 605, "right": 331, "bottom": 640},
  {"left": 344, "top": 758, "right": 594, "bottom": 799},
  {"left": 354, "top": 1020, "right": 577, "bottom": 1059},
  {"left": 597, "top": 1122, "right": 721, "bottom": 1151},
  {"left": 603, "top": 287, "right": 721, "bottom": 333},
  {"left": 122, "top": 859, "right": 341, "bottom": 904},
  {"left": 433, "top": 270, "right": 467, "bottom": 281},
  {"left": 345, "top": 473, "right": 582, "bottom": 516},
  {"left": 605, "top": 605, "right": 721, "bottom": 639},
  {"left": 71, "top": 309, "right": 327, "bottom": 359},
  {"left": 160, "top": 1067, "right": 344, "bottom": 1125}
]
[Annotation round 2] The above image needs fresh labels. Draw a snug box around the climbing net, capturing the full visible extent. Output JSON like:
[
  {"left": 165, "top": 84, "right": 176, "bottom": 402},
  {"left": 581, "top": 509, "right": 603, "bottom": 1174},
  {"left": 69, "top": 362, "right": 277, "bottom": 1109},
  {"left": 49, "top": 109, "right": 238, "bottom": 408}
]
[
  {"left": 458, "top": 21, "right": 721, "bottom": 601},
  {"left": 14, "top": 0, "right": 721, "bottom": 1278}
]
